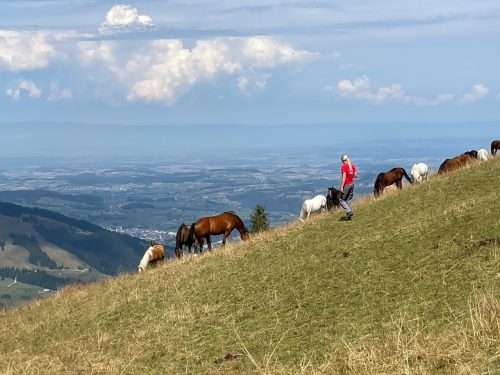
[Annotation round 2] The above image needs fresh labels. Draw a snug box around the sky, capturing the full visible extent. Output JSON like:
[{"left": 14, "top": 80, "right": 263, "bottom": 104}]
[{"left": 1, "top": 0, "right": 500, "bottom": 126}]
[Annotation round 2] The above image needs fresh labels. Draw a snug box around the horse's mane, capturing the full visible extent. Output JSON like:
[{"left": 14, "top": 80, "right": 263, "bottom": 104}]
[
  {"left": 400, "top": 168, "right": 412, "bottom": 184},
  {"left": 227, "top": 212, "right": 249, "bottom": 233}
]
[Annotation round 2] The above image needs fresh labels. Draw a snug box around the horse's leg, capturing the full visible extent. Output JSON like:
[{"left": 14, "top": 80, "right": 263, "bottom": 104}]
[
  {"left": 397, "top": 179, "right": 402, "bottom": 189},
  {"left": 206, "top": 235, "right": 212, "bottom": 251},
  {"left": 222, "top": 229, "right": 231, "bottom": 246}
]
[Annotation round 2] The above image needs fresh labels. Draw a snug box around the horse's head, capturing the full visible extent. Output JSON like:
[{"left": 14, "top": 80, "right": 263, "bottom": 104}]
[{"left": 241, "top": 229, "right": 250, "bottom": 241}]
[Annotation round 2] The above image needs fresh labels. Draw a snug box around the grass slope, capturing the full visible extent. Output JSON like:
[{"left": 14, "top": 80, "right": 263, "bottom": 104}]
[{"left": 1, "top": 158, "right": 499, "bottom": 374}]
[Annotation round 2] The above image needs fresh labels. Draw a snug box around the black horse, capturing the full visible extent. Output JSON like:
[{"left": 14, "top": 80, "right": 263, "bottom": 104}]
[
  {"left": 326, "top": 187, "right": 341, "bottom": 210},
  {"left": 373, "top": 167, "right": 412, "bottom": 196},
  {"left": 491, "top": 140, "right": 500, "bottom": 156}
]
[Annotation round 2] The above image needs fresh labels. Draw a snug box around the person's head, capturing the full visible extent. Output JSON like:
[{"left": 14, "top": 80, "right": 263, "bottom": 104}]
[{"left": 341, "top": 154, "right": 349, "bottom": 163}]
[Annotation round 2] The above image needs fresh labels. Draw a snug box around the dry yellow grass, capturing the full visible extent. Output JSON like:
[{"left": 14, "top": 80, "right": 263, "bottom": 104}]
[{"left": 1, "top": 157, "right": 499, "bottom": 374}]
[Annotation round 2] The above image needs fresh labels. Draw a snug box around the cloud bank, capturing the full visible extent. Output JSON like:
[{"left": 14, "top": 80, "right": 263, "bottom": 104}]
[{"left": 80, "top": 36, "right": 314, "bottom": 103}]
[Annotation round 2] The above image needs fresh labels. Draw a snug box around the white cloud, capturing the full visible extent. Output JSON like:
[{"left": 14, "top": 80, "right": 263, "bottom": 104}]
[
  {"left": 336, "top": 75, "right": 455, "bottom": 106},
  {"left": 100, "top": 5, "right": 154, "bottom": 35},
  {"left": 6, "top": 80, "right": 42, "bottom": 100},
  {"left": 47, "top": 81, "right": 72, "bottom": 101},
  {"left": 0, "top": 30, "right": 57, "bottom": 71},
  {"left": 237, "top": 73, "right": 269, "bottom": 92},
  {"left": 80, "top": 36, "right": 313, "bottom": 103},
  {"left": 460, "top": 83, "right": 489, "bottom": 104}
]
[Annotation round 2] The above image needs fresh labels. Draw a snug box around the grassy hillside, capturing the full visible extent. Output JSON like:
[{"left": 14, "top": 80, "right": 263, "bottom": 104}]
[{"left": 1, "top": 158, "right": 499, "bottom": 374}]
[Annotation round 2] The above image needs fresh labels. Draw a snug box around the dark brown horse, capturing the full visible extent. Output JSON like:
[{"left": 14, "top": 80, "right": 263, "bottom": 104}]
[
  {"left": 187, "top": 212, "right": 249, "bottom": 251},
  {"left": 174, "top": 223, "right": 202, "bottom": 257},
  {"left": 492, "top": 140, "right": 500, "bottom": 156},
  {"left": 438, "top": 153, "right": 473, "bottom": 174},
  {"left": 373, "top": 167, "right": 412, "bottom": 196},
  {"left": 326, "top": 187, "right": 341, "bottom": 210}
]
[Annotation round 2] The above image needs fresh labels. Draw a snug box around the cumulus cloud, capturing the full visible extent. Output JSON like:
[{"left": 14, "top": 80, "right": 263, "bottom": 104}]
[
  {"left": 460, "top": 83, "right": 489, "bottom": 104},
  {"left": 80, "top": 36, "right": 313, "bottom": 103},
  {"left": 6, "top": 80, "right": 42, "bottom": 100},
  {"left": 336, "top": 75, "right": 454, "bottom": 106},
  {"left": 0, "top": 30, "right": 57, "bottom": 71},
  {"left": 99, "top": 5, "right": 154, "bottom": 35}
]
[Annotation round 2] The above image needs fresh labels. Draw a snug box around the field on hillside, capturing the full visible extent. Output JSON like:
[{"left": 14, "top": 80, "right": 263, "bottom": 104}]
[{"left": 1, "top": 158, "right": 499, "bottom": 374}]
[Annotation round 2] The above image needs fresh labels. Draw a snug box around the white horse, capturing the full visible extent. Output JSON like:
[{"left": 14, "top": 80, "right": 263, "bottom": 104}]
[
  {"left": 138, "top": 244, "right": 165, "bottom": 272},
  {"left": 298, "top": 195, "right": 327, "bottom": 222},
  {"left": 477, "top": 149, "right": 491, "bottom": 161},
  {"left": 410, "top": 163, "right": 429, "bottom": 183}
]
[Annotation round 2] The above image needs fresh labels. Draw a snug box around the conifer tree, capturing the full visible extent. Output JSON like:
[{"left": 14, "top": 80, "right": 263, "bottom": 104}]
[{"left": 250, "top": 204, "right": 270, "bottom": 233}]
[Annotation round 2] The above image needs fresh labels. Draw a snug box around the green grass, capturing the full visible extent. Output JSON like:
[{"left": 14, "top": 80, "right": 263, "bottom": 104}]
[{"left": 1, "top": 158, "right": 499, "bottom": 374}]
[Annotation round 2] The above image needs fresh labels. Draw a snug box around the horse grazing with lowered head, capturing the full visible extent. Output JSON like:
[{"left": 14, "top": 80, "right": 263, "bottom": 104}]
[
  {"left": 298, "top": 195, "right": 327, "bottom": 222},
  {"left": 477, "top": 149, "right": 491, "bottom": 161},
  {"left": 138, "top": 244, "right": 165, "bottom": 272},
  {"left": 411, "top": 163, "right": 429, "bottom": 183},
  {"left": 438, "top": 153, "right": 474, "bottom": 174},
  {"left": 326, "top": 187, "right": 341, "bottom": 211},
  {"left": 491, "top": 140, "right": 500, "bottom": 156},
  {"left": 174, "top": 223, "right": 203, "bottom": 257},
  {"left": 187, "top": 212, "right": 249, "bottom": 252},
  {"left": 373, "top": 167, "right": 412, "bottom": 196}
]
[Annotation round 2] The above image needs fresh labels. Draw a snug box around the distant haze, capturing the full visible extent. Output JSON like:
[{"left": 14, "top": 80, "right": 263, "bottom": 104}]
[{"left": 1, "top": 122, "right": 498, "bottom": 162}]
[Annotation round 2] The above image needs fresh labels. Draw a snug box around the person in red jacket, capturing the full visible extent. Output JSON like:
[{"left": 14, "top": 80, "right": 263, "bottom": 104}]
[{"left": 339, "top": 154, "right": 358, "bottom": 220}]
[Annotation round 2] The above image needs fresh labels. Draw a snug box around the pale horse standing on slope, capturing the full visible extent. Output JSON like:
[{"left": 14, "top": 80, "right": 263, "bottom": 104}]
[
  {"left": 410, "top": 163, "right": 429, "bottom": 183},
  {"left": 298, "top": 195, "right": 327, "bottom": 222}
]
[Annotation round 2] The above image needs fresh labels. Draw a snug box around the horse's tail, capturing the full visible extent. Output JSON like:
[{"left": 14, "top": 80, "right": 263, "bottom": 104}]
[
  {"left": 299, "top": 201, "right": 306, "bottom": 221},
  {"left": 402, "top": 168, "right": 413, "bottom": 184},
  {"left": 187, "top": 222, "right": 196, "bottom": 247},
  {"left": 373, "top": 173, "right": 383, "bottom": 196}
]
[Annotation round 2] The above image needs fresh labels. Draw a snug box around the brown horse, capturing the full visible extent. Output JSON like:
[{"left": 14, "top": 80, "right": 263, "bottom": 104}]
[
  {"left": 438, "top": 153, "right": 473, "bottom": 174},
  {"left": 373, "top": 167, "right": 412, "bottom": 196},
  {"left": 491, "top": 140, "right": 500, "bottom": 156},
  {"left": 174, "top": 223, "right": 202, "bottom": 257},
  {"left": 187, "top": 212, "right": 249, "bottom": 251}
]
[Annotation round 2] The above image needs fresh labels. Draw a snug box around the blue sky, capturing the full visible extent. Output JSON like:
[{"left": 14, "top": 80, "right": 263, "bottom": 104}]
[{"left": 1, "top": 0, "right": 500, "bottom": 125}]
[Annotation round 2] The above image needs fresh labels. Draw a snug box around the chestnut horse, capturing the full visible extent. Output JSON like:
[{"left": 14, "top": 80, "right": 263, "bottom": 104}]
[
  {"left": 187, "top": 212, "right": 249, "bottom": 251},
  {"left": 138, "top": 244, "right": 165, "bottom": 272},
  {"left": 491, "top": 140, "right": 500, "bottom": 156},
  {"left": 174, "top": 223, "right": 202, "bottom": 257},
  {"left": 438, "top": 153, "right": 474, "bottom": 174},
  {"left": 373, "top": 167, "right": 412, "bottom": 196}
]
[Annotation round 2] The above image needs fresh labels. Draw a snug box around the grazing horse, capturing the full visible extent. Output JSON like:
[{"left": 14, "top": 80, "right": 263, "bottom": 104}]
[
  {"left": 438, "top": 153, "right": 473, "bottom": 174},
  {"left": 174, "top": 223, "right": 202, "bottom": 257},
  {"left": 326, "top": 187, "right": 341, "bottom": 211},
  {"left": 491, "top": 140, "right": 500, "bottom": 156},
  {"left": 463, "top": 150, "right": 478, "bottom": 159},
  {"left": 187, "top": 212, "right": 249, "bottom": 251},
  {"left": 410, "top": 163, "right": 429, "bottom": 183},
  {"left": 373, "top": 167, "right": 412, "bottom": 196},
  {"left": 477, "top": 149, "right": 491, "bottom": 161},
  {"left": 298, "top": 195, "right": 327, "bottom": 222},
  {"left": 138, "top": 244, "right": 165, "bottom": 272}
]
